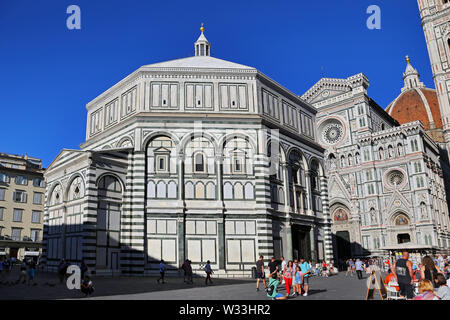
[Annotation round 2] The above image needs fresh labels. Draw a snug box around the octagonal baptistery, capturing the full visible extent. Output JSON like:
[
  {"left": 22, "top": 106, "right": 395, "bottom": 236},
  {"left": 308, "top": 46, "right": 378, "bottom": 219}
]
[
  {"left": 42, "top": 27, "right": 334, "bottom": 277},
  {"left": 386, "top": 56, "right": 444, "bottom": 144}
]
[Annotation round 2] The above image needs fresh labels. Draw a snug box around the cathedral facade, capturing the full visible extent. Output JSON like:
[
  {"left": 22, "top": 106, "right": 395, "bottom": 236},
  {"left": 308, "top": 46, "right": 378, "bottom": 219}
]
[
  {"left": 41, "top": 29, "right": 333, "bottom": 276},
  {"left": 302, "top": 65, "right": 450, "bottom": 260}
]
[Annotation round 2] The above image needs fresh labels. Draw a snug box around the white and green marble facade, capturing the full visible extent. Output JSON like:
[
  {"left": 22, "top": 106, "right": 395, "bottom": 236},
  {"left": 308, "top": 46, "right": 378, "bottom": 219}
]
[
  {"left": 42, "top": 32, "right": 332, "bottom": 277},
  {"left": 302, "top": 73, "right": 450, "bottom": 259}
]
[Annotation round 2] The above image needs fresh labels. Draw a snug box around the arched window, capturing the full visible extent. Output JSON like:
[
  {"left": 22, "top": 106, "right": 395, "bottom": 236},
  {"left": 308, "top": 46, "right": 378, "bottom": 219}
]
[
  {"left": 68, "top": 176, "right": 85, "bottom": 201},
  {"left": 340, "top": 155, "right": 346, "bottom": 168},
  {"left": 348, "top": 154, "right": 353, "bottom": 166},
  {"left": 355, "top": 152, "right": 360, "bottom": 165},
  {"left": 193, "top": 152, "right": 205, "bottom": 173},
  {"left": 50, "top": 184, "right": 63, "bottom": 206},
  {"left": 381, "top": 123, "right": 386, "bottom": 130}
]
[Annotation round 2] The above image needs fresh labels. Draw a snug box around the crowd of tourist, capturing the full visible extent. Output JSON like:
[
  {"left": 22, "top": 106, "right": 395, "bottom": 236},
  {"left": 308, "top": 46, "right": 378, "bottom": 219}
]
[
  {"left": 387, "top": 251, "right": 449, "bottom": 300},
  {"left": 254, "top": 255, "right": 339, "bottom": 300}
]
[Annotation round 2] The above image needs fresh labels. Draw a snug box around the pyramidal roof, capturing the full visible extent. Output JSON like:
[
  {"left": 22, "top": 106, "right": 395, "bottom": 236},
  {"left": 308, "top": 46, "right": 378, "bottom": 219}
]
[{"left": 143, "top": 55, "right": 255, "bottom": 70}]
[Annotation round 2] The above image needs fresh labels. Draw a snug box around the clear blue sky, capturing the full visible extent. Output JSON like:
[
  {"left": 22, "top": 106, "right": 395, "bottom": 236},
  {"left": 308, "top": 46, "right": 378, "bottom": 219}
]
[{"left": 0, "top": 0, "right": 433, "bottom": 168}]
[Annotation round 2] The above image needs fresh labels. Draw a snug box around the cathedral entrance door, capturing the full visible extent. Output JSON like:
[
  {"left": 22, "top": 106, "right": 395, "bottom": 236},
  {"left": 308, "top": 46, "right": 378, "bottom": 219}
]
[
  {"left": 292, "top": 225, "right": 311, "bottom": 261},
  {"left": 335, "top": 231, "right": 351, "bottom": 260}
]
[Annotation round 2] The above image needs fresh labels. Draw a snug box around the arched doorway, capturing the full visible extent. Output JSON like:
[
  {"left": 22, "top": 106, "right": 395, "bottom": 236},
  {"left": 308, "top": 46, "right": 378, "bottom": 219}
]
[
  {"left": 393, "top": 213, "right": 411, "bottom": 244},
  {"left": 336, "top": 231, "right": 351, "bottom": 260},
  {"left": 96, "top": 175, "right": 123, "bottom": 274},
  {"left": 331, "top": 206, "right": 353, "bottom": 262}
]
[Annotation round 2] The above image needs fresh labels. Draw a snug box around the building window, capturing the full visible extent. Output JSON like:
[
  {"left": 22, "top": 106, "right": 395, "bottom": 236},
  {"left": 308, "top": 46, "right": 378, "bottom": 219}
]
[
  {"left": 33, "top": 178, "right": 45, "bottom": 188},
  {"left": 0, "top": 173, "right": 9, "bottom": 183},
  {"left": 11, "top": 228, "right": 21, "bottom": 241},
  {"left": 33, "top": 192, "right": 43, "bottom": 205},
  {"left": 15, "top": 176, "right": 28, "bottom": 186},
  {"left": 0, "top": 207, "right": 3, "bottom": 220},
  {"left": 193, "top": 152, "right": 205, "bottom": 173},
  {"left": 13, "top": 209, "right": 23, "bottom": 222},
  {"left": 30, "top": 229, "right": 40, "bottom": 242},
  {"left": 416, "top": 176, "right": 425, "bottom": 188},
  {"left": 359, "top": 117, "right": 366, "bottom": 127},
  {"left": 31, "top": 211, "right": 41, "bottom": 223},
  {"left": 0, "top": 188, "right": 5, "bottom": 201},
  {"left": 367, "top": 184, "right": 375, "bottom": 195},
  {"left": 366, "top": 170, "right": 373, "bottom": 181},
  {"left": 232, "top": 153, "right": 245, "bottom": 174},
  {"left": 13, "top": 190, "right": 27, "bottom": 203},
  {"left": 414, "top": 162, "right": 422, "bottom": 173},
  {"left": 411, "top": 139, "right": 419, "bottom": 152},
  {"left": 364, "top": 150, "right": 371, "bottom": 162},
  {"left": 155, "top": 154, "right": 169, "bottom": 173}
]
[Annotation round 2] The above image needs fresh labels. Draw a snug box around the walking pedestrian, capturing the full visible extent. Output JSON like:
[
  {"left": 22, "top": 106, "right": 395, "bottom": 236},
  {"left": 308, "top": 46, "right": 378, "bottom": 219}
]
[
  {"left": 58, "top": 260, "right": 66, "bottom": 284},
  {"left": 355, "top": 259, "right": 363, "bottom": 280},
  {"left": 157, "top": 259, "right": 166, "bottom": 284},
  {"left": 392, "top": 251, "right": 414, "bottom": 299},
  {"left": 185, "top": 260, "right": 193, "bottom": 284},
  {"left": 181, "top": 259, "right": 188, "bottom": 283},
  {"left": 204, "top": 260, "right": 213, "bottom": 285},
  {"left": 283, "top": 260, "right": 294, "bottom": 297},
  {"left": 255, "top": 255, "right": 266, "bottom": 291}
]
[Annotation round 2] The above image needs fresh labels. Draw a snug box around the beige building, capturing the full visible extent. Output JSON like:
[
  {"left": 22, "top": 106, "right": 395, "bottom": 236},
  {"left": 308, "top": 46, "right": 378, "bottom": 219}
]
[{"left": 0, "top": 153, "right": 45, "bottom": 261}]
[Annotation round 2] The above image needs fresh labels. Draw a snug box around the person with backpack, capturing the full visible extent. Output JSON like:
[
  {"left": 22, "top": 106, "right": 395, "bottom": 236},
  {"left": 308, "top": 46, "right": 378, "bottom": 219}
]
[
  {"left": 266, "top": 273, "right": 287, "bottom": 300},
  {"left": 204, "top": 260, "right": 213, "bottom": 285}
]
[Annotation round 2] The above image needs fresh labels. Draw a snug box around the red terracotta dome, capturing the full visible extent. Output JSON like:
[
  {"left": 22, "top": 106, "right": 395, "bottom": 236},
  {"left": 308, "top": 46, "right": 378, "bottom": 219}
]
[
  {"left": 386, "top": 87, "right": 442, "bottom": 130},
  {"left": 386, "top": 56, "right": 442, "bottom": 131}
]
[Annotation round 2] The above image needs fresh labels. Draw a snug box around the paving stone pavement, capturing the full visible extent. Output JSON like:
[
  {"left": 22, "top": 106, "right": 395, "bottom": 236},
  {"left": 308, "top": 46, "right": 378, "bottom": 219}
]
[{"left": 0, "top": 266, "right": 372, "bottom": 300}]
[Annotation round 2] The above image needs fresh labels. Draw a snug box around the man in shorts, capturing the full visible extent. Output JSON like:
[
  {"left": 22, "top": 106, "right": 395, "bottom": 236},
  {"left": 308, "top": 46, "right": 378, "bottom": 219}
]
[
  {"left": 299, "top": 258, "right": 311, "bottom": 296},
  {"left": 255, "top": 255, "right": 266, "bottom": 292}
]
